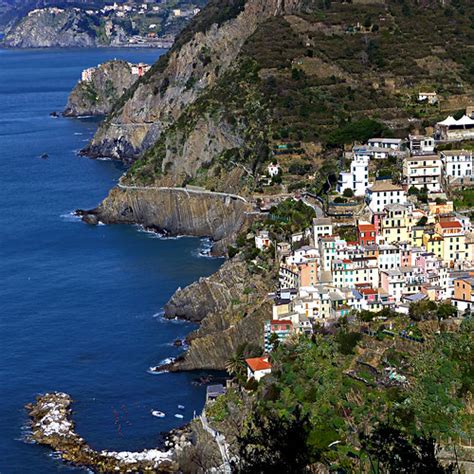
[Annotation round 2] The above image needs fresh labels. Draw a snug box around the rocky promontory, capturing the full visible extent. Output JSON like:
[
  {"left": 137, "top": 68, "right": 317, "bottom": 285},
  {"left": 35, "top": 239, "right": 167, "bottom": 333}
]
[
  {"left": 27, "top": 392, "right": 178, "bottom": 473},
  {"left": 82, "top": 185, "right": 253, "bottom": 255},
  {"left": 64, "top": 61, "right": 147, "bottom": 117},
  {"left": 154, "top": 257, "right": 274, "bottom": 372},
  {"left": 3, "top": 8, "right": 126, "bottom": 48}
]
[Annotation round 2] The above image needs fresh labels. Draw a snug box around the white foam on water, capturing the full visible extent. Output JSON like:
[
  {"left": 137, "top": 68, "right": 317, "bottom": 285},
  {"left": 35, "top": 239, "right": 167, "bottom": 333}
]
[
  {"left": 147, "top": 367, "right": 169, "bottom": 375},
  {"left": 60, "top": 211, "right": 81, "bottom": 222}
]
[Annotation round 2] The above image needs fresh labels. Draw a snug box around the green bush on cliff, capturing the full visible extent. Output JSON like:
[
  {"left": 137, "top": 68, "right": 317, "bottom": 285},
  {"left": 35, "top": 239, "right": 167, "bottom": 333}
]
[{"left": 233, "top": 320, "right": 473, "bottom": 471}]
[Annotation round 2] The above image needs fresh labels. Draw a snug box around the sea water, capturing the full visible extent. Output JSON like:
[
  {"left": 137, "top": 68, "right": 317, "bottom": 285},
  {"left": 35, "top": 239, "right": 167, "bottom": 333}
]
[{"left": 0, "top": 48, "right": 223, "bottom": 472}]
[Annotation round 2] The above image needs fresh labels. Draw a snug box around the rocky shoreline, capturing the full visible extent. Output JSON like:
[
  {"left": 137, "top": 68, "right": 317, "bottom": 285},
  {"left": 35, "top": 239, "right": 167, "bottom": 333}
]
[{"left": 26, "top": 392, "right": 181, "bottom": 473}]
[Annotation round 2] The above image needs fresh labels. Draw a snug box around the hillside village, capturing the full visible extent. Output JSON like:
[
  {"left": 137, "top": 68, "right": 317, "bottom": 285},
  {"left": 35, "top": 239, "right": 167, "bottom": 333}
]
[
  {"left": 243, "top": 107, "right": 474, "bottom": 378},
  {"left": 2, "top": 0, "right": 206, "bottom": 47}
]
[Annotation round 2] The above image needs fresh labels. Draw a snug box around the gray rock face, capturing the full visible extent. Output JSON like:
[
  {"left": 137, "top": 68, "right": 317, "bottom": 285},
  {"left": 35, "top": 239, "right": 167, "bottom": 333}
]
[
  {"left": 163, "top": 257, "right": 273, "bottom": 371},
  {"left": 64, "top": 61, "right": 141, "bottom": 117},
  {"left": 93, "top": 186, "right": 253, "bottom": 255},
  {"left": 85, "top": 0, "right": 303, "bottom": 162},
  {"left": 3, "top": 8, "right": 97, "bottom": 47},
  {"left": 3, "top": 7, "right": 127, "bottom": 48}
]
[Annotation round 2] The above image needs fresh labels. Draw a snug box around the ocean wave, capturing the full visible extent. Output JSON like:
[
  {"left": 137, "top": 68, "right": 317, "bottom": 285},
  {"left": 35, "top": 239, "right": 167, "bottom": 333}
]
[
  {"left": 60, "top": 211, "right": 81, "bottom": 222},
  {"left": 153, "top": 313, "right": 188, "bottom": 325},
  {"left": 147, "top": 367, "right": 169, "bottom": 375}
]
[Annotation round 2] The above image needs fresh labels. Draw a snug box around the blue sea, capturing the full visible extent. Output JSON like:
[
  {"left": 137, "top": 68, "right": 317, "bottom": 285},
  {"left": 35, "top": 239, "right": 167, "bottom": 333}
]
[{"left": 0, "top": 49, "right": 223, "bottom": 472}]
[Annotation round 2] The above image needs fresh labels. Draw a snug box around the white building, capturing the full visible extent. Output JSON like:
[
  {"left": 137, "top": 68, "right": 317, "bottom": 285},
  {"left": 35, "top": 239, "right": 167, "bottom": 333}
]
[
  {"left": 417, "top": 92, "right": 438, "bottom": 105},
  {"left": 403, "top": 155, "right": 442, "bottom": 192},
  {"left": 81, "top": 67, "right": 95, "bottom": 82},
  {"left": 245, "top": 357, "right": 272, "bottom": 381},
  {"left": 437, "top": 115, "right": 474, "bottom": 141},
  {"left": 336, "top": 154, "right": 369, "bottom": 197},
  {"left": 440, "top": 150, "right": 473, "bottom": 180},
  {"left": 313, "top": 218, "right": 333, "bottom": 243},
  {"left": 267, "top": 163, "right": 281, "bottom": 177},
  {"left": 255, "top": 230, "right": 272, "bottom": 250},
  {"left": 378, "top": 245, "right": 401, "bottom": 271},
  {"left": 367, "top": 138, "right": 402, "bottom": 151},
  {"left": 366, "top": 180, "right": 407, "bottom": 214},
  {"left": 354, "top": 145, "right": 389, "bottom": 159},
  {"left": 409, "top": 135, "right": 435, "bottom": 155}
]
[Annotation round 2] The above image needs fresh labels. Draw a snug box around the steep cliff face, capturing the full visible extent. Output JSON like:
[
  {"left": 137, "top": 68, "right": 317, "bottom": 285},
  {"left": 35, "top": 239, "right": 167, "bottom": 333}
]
[
  {"left": 163, "top": 257, "right": 274, "bottom": 371},
  {"left": 84, "top": 0, "right": 302, "bottom": 161},
  {"left": 2, "top": 8, "right": 126, "bottom": 47},
  {"left": 64, "top": 61, "right": 142, "bottom": 117},
  {"left": 91, "top": 186, "right": 253, "bottom": 255}
]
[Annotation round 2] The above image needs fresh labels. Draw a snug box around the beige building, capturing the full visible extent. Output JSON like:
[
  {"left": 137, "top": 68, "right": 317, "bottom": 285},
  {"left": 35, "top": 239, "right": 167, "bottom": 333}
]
[{"left": 403, "top": 155, "right": 442, "bottom": 192}]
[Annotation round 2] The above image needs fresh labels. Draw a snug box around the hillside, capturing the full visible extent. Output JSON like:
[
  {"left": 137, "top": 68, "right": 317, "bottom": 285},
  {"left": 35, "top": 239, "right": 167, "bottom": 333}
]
[
  {"left": 1, "top": 0, "right": 207, "bottom": 47},
  {"left": 64, "top": 60, "right": 144, "bottom": 117},
  {"left": 84, "top": 0, "right": 473, "bottom": 195}
]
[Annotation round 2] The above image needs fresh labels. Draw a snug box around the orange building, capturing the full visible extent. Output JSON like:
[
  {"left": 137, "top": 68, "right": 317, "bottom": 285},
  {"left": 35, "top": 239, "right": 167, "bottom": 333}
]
[
  {"left": 453, "top": 276, "right": 474, "bottom": 312},
  {"left": 357, "top": 223, "right": 377, "bottom": 246},
  {"left": 298, "top": 259, "right": 318, "bottom": 287}
]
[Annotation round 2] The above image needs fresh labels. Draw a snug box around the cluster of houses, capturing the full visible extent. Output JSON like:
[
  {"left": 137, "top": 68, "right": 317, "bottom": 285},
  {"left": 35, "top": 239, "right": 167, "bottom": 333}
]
[
  {"left": 245, "top": 111, "right": 474, "bottom": 381},
  {"left": 81, "top": 62, "right": 151, "bottom": 83},
  {"left": 253, "top": 205, "right": 474, "bottom": 359}
]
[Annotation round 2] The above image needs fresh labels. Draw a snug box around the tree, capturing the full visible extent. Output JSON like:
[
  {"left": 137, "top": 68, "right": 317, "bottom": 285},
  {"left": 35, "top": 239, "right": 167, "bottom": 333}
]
[
  {"left": 408, "top": 186, "right": 420, "bottom": 196},
  {"left": 343, "top": 188, "right": 354, "bottom": 198},
  {"left": 226, "top": 343, "right": 261, "bottom": 382},
  {"left": 409, "top": 300, "right": 437, "bottom": 321},
  {"left": 236, "top": 405, "right": 312, "bottom": 473},
  {"left": 416, "top": 216, "right": 428, "bottom": 227},
  {"left": 436, "top": 303, "right": 457, "bottom": 321},
  {"left": 360, "top": 424, "right": 455, "bottom": 473}
]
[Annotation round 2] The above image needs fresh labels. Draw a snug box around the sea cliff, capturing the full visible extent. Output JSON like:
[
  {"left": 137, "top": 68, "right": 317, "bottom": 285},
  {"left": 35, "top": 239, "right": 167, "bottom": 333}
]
[
  {"left": 64, "top": 61, "right": 144, "bottom": 117},
  {"left": 85, "top": 185, "right": 253, "bottom": 255},
  {"left": 3, "top": 8, "right": 126, "bottom": 48},
  {"left": 83, "top": 0, "right": 301, "bottom": 162},
  {"left": 163, "top": 257, "right": 274, "bottom": 371}
]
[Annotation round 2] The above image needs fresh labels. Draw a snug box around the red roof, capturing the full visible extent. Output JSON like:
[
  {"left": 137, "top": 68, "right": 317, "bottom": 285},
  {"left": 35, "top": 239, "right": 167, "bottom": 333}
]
[
  {"left": 271, "top": 320, "right": 293, "bottom": 326},
  {"left": 360, "top": 288, "right": 377, "bottom": 295},
  {"left": 246, "top": 357, "right": 272, "bottom": 372},
  {"left": 358, "top": 224, "right": 376, "bottom": 232},
  {"left": 439, "top": 220, "right": 462, "bottom": 229}
]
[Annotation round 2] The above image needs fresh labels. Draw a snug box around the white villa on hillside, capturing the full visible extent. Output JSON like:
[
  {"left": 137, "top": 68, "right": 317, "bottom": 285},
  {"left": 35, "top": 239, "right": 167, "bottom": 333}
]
[{"left": 336, "top": 154, "right": 369, "bottom": 196}]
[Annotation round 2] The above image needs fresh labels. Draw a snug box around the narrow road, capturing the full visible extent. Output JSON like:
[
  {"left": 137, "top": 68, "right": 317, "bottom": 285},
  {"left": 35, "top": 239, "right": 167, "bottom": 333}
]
[
  {"left": 200, "top": 411, "right": 232, "bottom": 473},
  {"left": 117, "top": 183, "right": 249, "bottom": 203}
]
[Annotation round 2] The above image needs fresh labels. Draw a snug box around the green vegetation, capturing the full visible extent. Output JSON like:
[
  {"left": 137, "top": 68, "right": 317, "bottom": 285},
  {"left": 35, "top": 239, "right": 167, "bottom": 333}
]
[
  {"left": 453, "top": 189, "right": 474, "bottom": 211},
  {"left": 264, "top": 199, "right": 315, "bottom": 239},
  {"left": 230, "top": 318, "right": 473, "bottom": 471}
]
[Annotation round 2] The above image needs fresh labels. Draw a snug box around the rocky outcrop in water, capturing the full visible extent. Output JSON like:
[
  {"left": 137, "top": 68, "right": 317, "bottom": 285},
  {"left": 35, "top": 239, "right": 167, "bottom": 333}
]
[
  {"left": 86, "top": 185, "right": 253, "bottom": 255},
  {"left": 64, "top": 61, "right": 144, "bottom": 117},
  {"left": 27, "top": 392, "right": 178, "bottom": 473},
  {"left": 159, "top": 257, "right": 274, "bottom": 371}
]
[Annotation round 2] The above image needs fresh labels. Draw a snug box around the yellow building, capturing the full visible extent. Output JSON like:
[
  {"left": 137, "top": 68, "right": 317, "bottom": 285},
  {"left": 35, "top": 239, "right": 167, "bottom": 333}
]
[
  {"left": 422, "top": 231, "right": 444, "bottom": 260},
  {"left": 380, "top": 204, "right": 414, "bottom": 244},
  {"left": 412, "top": 226, "right": 426, "bottom": 247},
  {"left": 435, "top": 220, "right": 466, "bottom": 265}
]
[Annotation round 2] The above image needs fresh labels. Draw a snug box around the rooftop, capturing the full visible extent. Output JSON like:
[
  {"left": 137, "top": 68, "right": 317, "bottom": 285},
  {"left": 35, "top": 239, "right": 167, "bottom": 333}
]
[
  {"left": 405, "top": 155, "right": 440, "bottom": 162},
  {"left": 438, "top": 220, "right": 462, "bottom": 229},
  {"left": 313, "top": 217, "right": 332, "bottom": 226},
  {"left": 368, "top": 180, "right": 404, "bottom": 192},
  {"left": 358, "top": 223, "right": 376, "bottom": 232},
  {"left": 246, "top": 357, "right": 272, "bottom": 372}
]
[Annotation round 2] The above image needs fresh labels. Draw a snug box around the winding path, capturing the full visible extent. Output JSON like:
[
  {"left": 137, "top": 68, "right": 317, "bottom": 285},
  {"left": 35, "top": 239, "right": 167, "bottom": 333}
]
[
  {"left": 200, "top": 411, "right": 232, "bottom": 473},
  {"left": 117, "top": 183, "right": 249, "bottom": 204}
]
